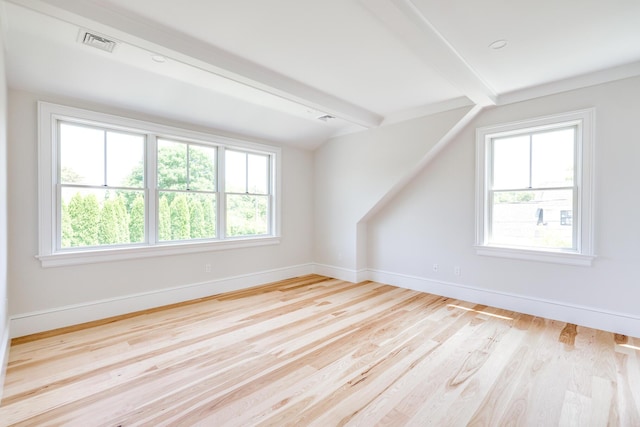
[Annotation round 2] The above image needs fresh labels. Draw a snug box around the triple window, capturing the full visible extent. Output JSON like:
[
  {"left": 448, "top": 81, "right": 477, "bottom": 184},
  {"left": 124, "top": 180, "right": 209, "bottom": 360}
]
[{"left": 39, "top": 102, "right": 279, "bottom": 266}]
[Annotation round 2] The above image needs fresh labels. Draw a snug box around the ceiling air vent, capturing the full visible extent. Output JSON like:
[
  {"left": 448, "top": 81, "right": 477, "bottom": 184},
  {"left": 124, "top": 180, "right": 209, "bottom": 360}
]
[
  {"left": 80, "top": 31, "right": 117, "bottom": 53},
  {"left": 317, "top": 114, "right": 335, "bottom": 122}
]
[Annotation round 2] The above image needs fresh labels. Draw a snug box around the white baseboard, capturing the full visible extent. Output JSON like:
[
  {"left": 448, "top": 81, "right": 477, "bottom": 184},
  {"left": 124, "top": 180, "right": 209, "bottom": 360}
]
[
  {"left": 311, "top": 263, "right": 368, "bottom": 283},
  {"left": 10, "top": 263, "right": 638, "bottom": 340},
  {"left": 9, "top": 264, "right": 314, "bottom": 338},
  {"left": 0, "top": 323, "right": 9, "bottom": 403},
  {"left": 368, "top": 268, "right": 640, "bottom": 338}
]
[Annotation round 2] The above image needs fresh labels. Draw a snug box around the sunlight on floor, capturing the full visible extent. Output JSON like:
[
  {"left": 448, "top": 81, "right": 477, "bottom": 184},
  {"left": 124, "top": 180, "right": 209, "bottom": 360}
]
[
  {"left": 447, "top": 304, "right": 514, "bottom": 320},
  {"left": 619, "top": 343, "right": 640, "bottom": 351}
]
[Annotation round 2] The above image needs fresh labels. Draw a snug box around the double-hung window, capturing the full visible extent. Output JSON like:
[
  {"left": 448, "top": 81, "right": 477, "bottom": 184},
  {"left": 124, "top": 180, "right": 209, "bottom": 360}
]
[
  {"left": 59, "top": 122, "right": 146, "bottom": 248},
  {"left": 156, "top": 139, "right": 218, "bottom": 242},
  {"left": 225, "top": 150, "right": 271, "bottom": 237},
  {"left": 38, "top": 102, "right": 280, "bottom": 267},
  {"left": 475, "top": 109, "right": 595, "bottom": 266}
]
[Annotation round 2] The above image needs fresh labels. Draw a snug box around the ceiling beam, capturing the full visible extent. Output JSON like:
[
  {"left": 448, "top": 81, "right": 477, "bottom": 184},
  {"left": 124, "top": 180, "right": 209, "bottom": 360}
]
[
  {"left": 361, "top": 0, "right": 497, "bottom": 107},
  {"left": 8, "top": 0, "right": 383, "bottom": 128}
]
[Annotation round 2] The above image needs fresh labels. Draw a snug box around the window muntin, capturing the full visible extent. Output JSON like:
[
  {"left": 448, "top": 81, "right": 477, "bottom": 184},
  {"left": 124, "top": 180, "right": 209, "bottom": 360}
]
[
  {"left": 475, "top": 109, "right": 595, "bottom": 266},
  {"left": 39, "top": 102, "right": 280, "bottom": 266},
  {"left": 488, "top": 126, "right": 577, "bottom": 251}
]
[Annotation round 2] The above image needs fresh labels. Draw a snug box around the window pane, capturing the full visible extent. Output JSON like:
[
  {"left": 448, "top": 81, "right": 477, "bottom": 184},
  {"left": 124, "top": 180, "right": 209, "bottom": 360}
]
[
  {"left": 188, "top": 145, "right": 217, "bottom": 191},
  {"left": 61, "top": 187, "right": 144, "bottom": 248},
  {"left": 531, "top": 128, "right": 574, "bottom": 188},
  {"left": 106, "top": 131, "right": 145, "bottom": 188},
  {"left": 158, "top": 192, "right": 216, "bottom": 241},
  {"left": 248, "top": 153, "right": 269, "bottom": 194},
  {"left": 492, "top": 135, "right": 530, "bottom": 190},
  {"left": 60, "top": 123, "right": 104, "bottom": 185},
  {"left": 157, "top": 139, "right": 187, "bottom": 190},
  {"left": 226, "top": 194, "right": 268, "bottom": 237},
  {"left": 490, "top": 189, "right": 574, "bottom": 250},
  {"left": 226, "top": 150, "right": 247, "bottom": 193}
]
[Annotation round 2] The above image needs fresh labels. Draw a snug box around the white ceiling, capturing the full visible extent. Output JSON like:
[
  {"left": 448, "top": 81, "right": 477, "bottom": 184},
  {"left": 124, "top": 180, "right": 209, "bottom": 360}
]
[{"left": 2, "top": 0, "right": 640, "bottom": 149}]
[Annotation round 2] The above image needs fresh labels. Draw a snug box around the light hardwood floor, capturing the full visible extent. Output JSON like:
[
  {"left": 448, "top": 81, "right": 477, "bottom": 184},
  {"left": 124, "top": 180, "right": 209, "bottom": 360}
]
[{"left": 1, "top": 275, "right": 639, "bottom": 426}]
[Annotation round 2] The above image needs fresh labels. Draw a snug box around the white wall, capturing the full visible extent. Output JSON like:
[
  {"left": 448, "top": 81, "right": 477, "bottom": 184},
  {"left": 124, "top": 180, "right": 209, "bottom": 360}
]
[
  {"left": 366, "top": 76, "right": 640, "bottom": 336},
  {"left": 313, "top": 106, "right": 473, "bottom": 279},
  {"left": 0, "top": 19, "right": 9, "bottom": 400},
  {"left": 6, "top": 74, "right": 640, "bottom": 341},
  {"left": 7, "top": 89, "right": 315, "bottom": 337}
]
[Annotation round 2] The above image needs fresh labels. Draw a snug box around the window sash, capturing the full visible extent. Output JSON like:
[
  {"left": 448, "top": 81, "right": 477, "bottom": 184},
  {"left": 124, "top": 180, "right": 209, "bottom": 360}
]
[
  {"left": 487, "top": 187, "right": 577, "bottom": 251},
  {"left": 157, "top": 190, "right": 218, "bottom": 242},
  {"left": 225, "top": 149, "right": 271, "bottom": 195},
  {"left": 490, "top": 126, "right": 577, "bottom": 192},
  {"left": 225, "top": 193, "right": 272, "bottom": 237},
  {"left": 157, "top": 139, "right": 218, "bottom": 192},
  {"left": 57, "top": 185, "right": 147, "bottom": 250},
  {"left": 58, "top": 121, "right": 147, "bottom": 188}
]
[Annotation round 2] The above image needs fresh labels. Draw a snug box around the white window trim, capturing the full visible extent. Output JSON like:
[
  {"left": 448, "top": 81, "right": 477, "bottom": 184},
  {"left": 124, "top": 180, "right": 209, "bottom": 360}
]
[
  {"left": 37, "top": 101, "right": 281, "bottom": 267},
  {"left": 475, "top": 108, "right": 596, "bottom": 266}
]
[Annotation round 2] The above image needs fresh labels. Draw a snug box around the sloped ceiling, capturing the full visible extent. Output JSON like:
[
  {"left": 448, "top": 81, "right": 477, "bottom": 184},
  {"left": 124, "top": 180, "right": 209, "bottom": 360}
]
[{"left": 2, "top": 0, "right": 640, "bottom": 148}]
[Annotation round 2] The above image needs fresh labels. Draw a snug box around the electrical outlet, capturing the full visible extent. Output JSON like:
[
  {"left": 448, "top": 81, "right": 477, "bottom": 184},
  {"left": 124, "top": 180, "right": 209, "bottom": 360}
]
[
  {"left": 205, "top": 263, "right": 211, "bottom": 273},
  {"left": 454, "top": 266, "right": 461, "bottom": 276},
  {"left": 433, "top": 263, "right": 438, "bottom": 272}
]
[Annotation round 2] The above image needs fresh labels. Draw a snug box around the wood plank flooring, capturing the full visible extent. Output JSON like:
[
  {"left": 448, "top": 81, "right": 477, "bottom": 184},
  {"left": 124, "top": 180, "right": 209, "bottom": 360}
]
[{"left": 1, "top": 274, "right": 639, "bottom": 426}]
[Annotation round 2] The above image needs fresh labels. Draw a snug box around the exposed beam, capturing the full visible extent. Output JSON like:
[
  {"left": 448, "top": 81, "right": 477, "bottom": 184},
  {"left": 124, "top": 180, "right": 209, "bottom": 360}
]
[
  {"left": 7, "top": 0, "right": 383, "bottom": 128},
  {"left": 382, "top": 96, "right": 473, "bottom": 126},
  {"left": 361, "top": 0, "right": 497, "bottom": 107}
]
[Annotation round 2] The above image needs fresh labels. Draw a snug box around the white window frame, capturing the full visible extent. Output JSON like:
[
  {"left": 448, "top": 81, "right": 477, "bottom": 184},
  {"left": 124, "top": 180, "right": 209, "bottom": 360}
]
[
  {"left": 475, "top": 109, "right": 596, "bottom": 266},
  {"left": 37, "top": 101, "right": 281, "bottom": 267}
]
